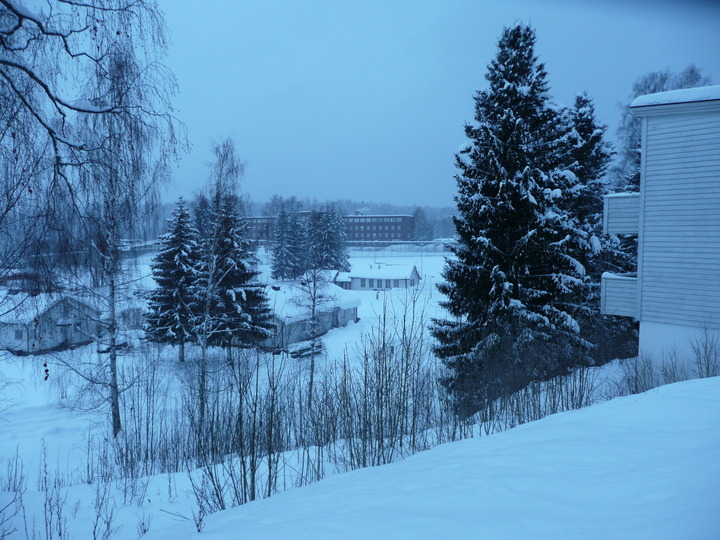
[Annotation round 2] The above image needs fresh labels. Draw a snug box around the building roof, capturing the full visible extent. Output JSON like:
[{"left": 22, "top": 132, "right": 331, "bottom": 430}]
[
  {"left": 266, "top": 281, "right": 361, "bottom": 323},
  {"left": 348, "top": 264, "right": 420, "bottom": 281},
  {"left": 631, "top": 85, "right": 720, "bottom": 108},
  {"left": 0, "top": 293, "right": 99, "bottom": 325}
]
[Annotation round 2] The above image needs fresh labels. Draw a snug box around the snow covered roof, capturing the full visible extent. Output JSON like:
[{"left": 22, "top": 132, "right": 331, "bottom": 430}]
[
  {"left": 265, "top": 281, "right": 361, "bottom": 323},
  {"left": 347, "top": 214, "right": 413, "bottom": 218},
  {"left": 0, "top": 293, "right": 99, "bottom": 324},
  {"left": 348, "top": 264, "right": 420, "bottom": 281},
  {"left": 334, "top": 272, "right": 352, "bottom": 283},
  {"left": 631, "top": 85, "right": 720, "bottom": 108}
]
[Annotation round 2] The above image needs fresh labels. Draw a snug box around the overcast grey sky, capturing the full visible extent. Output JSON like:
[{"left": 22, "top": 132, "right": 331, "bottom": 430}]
[{"left": 158, "top": 0, "right": 720, "bottom": 208}]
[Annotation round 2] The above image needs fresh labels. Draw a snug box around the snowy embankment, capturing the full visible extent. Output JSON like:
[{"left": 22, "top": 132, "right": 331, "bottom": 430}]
[{"left": 146, "top": 377, "right": 720, "bottom": 540}]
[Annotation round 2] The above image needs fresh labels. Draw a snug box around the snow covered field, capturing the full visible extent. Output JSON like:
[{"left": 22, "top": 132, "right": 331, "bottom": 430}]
[
  {"left": 0, "top": 247, "right": 717, "bottom": 539},
  {"left": 145, "top": 376, "right": 720, "bottom": 540}
]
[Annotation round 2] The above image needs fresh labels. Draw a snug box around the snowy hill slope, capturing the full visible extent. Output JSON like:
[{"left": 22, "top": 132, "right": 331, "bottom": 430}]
[{"left": 147, "top": 377, "right": 720, "bottom": 540}]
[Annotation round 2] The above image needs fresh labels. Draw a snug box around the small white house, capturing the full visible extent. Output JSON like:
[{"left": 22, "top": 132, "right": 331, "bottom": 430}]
[
  {"left": 336, "top": 264, "right": 421, "bottom": 291},
  {"left": 602, "top": 85, "right": 720, "bottom": 363},
  {"left": 0, "top": 294, "right": 101, "bottom": 355}
]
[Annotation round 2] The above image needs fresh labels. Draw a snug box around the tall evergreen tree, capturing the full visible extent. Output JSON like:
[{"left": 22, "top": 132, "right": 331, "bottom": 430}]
[
  {"left": 271, "top": 204, "right": 293, "bottom": 280},
  {"left": 287, "top": 210, "right": 306, "bottom": 278},
  {"left": 207, "top": 193, "right": 273, "bottom": 349},
  {"left": 194, "top": 192, "right": 213, "bottom": 240},
  {"left": 563, "top": 93, "right": 638, "bottom": 362},
  {"left": 325, "top": 206, "right": 350, "bottom": 272},
  {"left": 432, "top": 24, "right": 592, "bottom": 415},
  {"left": 304, "top": 210, "right": 325, "bottom": 271},
  {"left": 145, "top": 197, "right": 201, "bottom": 363},
  {"left": 412, "top": 207, "right": 434, "bottom": 241}
]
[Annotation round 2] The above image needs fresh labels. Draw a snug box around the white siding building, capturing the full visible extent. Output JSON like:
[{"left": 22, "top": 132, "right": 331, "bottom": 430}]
[
  {"left": 335, "top": 264, "right": 421, "bottom": 291},
  {"left": 601, "top": 85, "right": 720, "bottom": 362}
]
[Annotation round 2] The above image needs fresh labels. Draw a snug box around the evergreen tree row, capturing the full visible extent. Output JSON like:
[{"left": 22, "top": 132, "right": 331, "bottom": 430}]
[
  {"left": 271, "top": 206, "right": 350, "bottom": 281},
  {"left": 432, "top": 24, "right": 634, "bottom": 416},
  {"left": 145, "top": 194, "right": 272, "bottom": 362}
]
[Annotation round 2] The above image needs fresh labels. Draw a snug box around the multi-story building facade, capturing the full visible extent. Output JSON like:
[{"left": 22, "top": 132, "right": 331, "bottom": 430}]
[{"left": 244, "top": 213, "right": 417, "bottom": 243}]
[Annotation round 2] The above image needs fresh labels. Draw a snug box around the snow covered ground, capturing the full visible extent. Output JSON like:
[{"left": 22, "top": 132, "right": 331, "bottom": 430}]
[
  {"left": 144, "top": 377, "right": 720, "bottom": 540},
  {"left": 0, "top": 247, "right": 718, "bottom": 539}
]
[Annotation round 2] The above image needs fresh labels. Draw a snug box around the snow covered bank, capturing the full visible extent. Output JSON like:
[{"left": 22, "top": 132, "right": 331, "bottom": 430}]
[{"left": 147, "top": 377, "right": 720, "bottom": 540}]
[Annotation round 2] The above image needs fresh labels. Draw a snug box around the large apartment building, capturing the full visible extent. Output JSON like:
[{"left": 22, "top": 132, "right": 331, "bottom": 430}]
[{"left": 245, "top": 213, "right": 416, "bottom": 243}]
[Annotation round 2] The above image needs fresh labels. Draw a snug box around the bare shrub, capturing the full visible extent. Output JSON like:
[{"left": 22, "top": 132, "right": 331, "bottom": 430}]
[
  {"left": 618, "top": 354, "right": 658, "bottom": 395},
  {"left": 691, "top": 326, "right": 720, "bottom": 378}
]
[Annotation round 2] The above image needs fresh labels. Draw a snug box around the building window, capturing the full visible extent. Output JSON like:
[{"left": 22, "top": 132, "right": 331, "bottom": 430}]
[
  {"left": 369, "top": 279, "right": 374, "bottom": 288},
  {"left": 14, "top": 329, "right": 23, "bottom": 340},
  {"left": 361, "top": 279, "right": 366, "bottom": 288},
  {"left": 385, "top": 280, "right": 391, "bottom": 288},
  {"left": 394, "top": 280, "right": 399, "bottom": 288}
]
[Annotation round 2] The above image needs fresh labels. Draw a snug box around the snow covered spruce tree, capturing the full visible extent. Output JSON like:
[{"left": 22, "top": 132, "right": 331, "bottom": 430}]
[
  {"left": 145, "top": 197, "right": 201, "bottom": 363},
  {"left": 304, "top": 207, "right": 349, "bottom": 273},
  {"left": 304, "top": 209, "right": 325, "bottom": 271},
  {"left": 191, "top": 140, "right": 272, "bottom": 425},
  {"left": 560, "top": 93, "right": 638, "bottom": 362},
  {"left": 325, "top": 206, "right": 350, "bottom": 272},
  {"left": 287, "top": 210, "right": 307, "bottom": 278},
  {"left": 432, "top": 25, "right": 597, "bottom": 415},
  {"left": 208, "top": 192, "right": 273, "bottom": 352},
  {"left": 271, "top": 204, "right": 305, "bottom": 280}
]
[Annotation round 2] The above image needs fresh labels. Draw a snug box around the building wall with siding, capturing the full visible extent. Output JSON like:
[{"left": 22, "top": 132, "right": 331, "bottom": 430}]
[
  {"left": 639, "top": 109, "right": 720, "bottom": 330},
  {"left": 603, "top": 193, "right": 640, "bottom": 235},
  {"left": 600, "top": 273, "right": 638, "bottom": 318}
]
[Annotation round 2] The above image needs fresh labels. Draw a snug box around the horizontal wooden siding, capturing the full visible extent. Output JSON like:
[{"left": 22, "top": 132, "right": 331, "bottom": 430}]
[
  {"left": 604, "top": 193, "right": 641, "bottom": 235},
  {"left": 640, "top": 110, "right": 720, "bottom": 329},
  {"left": 601, "top": 273, "right": 638, "bottom": 318}
]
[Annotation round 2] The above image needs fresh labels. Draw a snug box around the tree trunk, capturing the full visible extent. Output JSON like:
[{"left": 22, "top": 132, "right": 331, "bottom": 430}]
[{"left": 109, "top": 245, "right": 122, "bottom": 438}]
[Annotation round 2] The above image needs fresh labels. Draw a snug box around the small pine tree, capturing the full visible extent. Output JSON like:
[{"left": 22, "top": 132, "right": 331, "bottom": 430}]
[{"left": 145, "top": 197, "right": 201, "bottom": 362}]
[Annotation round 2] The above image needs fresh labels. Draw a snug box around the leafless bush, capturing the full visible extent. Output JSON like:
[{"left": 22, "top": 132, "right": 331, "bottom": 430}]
[
  {"left": 0, "top": 450, "right": 26, "bottom": 540},
  {"left": 92, "top": 479, "right": 119, "bottom": 540},
  {"left": 618, "top": 354, "right": 658, "bottom": 395},
  {"left": 0, "top": 491, "right": 21, "bottom": 540},
  {"left": 691, "top": 326, "right": 720, "bottom": 378},
  {"left": 39, "top": 443, "right": 68, "bottom": 540},
  {"left": 659, "top": 347, "right": 689, "bottom": 384},
  {"left": 136, "top": 512, "right": 152, "bottom": 537}
]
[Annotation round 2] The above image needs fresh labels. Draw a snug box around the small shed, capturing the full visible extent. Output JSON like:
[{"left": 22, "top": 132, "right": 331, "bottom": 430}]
[
  {"left": 0, "top": 294, "right": 101, "bottom": 355},
  {"left": 261, "top": 281, "right": 360, "bottom": 351}
]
